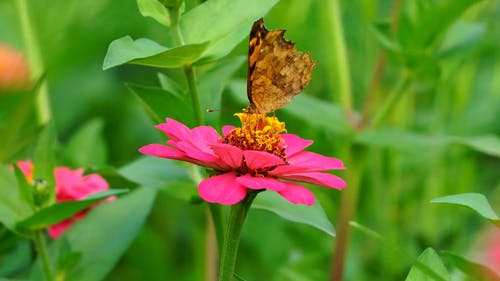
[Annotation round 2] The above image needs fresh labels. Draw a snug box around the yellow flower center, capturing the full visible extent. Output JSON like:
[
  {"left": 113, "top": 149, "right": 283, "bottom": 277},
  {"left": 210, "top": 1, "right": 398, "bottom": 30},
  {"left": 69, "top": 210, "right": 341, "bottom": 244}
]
[{"left": 223, "top": 113, "right": 287, "bottom": 160}]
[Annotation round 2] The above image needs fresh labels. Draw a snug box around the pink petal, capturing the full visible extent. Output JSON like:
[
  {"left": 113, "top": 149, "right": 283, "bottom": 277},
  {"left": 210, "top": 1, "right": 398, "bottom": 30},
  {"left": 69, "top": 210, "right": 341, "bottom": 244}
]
[
  {"left": 82, "top": 174, "right": 110, "bottom": 194},
  {"left": 139, "top": 144, "right": 186, "bottom": 159},
  {"left": 211, "top": 143, "right": 243, "bottom": 169},
  {"left": 278, "top": 172, "right": 346, "bottom": 189},
  {"left": 189, "top": 126, "right": 221, "bottom": 145},
  {"left": 139, "top": 144, "right": 222, "bottom": 169},
  {"left": 155, "top": 118, "right": 190, "bottom": 141},
  {"left": 198, "top": 172, "right": 247, "bottom": 205},
  {"left": 222, "top": 125, "right": 236, "bottom": 136},
  {"left": 243, "top": 150, "right": 285, "bottom": 170},
  {"left": 54, "top": 167, "right": 85, "bottom": 201},
  {"left": 172, "top": 126, "right": 221, "bottom": 163},
  {"left": 15, "top": 160, "right": 34, "bottom": 179},
  {"left": 278, "top": 182, "right": 315, "bottom": 206},
  {"left": 236, "top": 174, "right": 286, "bottom": 191},
  {"left": 271, "top": 151, "right": 345, "bottom": 174},
  {"left": 281, "top": 134, "right": 313, "bottom": 156},
  {"left": 55, "top": 168, "right": 111, "bottom": 201},
  {"left": 176, "top": 140, "right": 220, "bottom": 165}
]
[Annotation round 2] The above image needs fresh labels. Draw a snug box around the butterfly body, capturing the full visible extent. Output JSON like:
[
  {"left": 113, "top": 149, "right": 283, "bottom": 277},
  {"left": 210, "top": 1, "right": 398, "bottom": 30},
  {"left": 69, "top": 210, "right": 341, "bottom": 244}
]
[{"left": 246, "top": 18, "right": 316, "bottom": 114}]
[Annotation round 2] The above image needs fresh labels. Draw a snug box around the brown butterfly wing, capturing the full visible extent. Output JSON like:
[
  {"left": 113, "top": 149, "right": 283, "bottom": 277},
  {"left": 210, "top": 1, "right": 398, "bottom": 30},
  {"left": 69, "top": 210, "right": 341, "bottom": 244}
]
[{"left": 246, "top": 18, "right": 316, "bottom": 114}]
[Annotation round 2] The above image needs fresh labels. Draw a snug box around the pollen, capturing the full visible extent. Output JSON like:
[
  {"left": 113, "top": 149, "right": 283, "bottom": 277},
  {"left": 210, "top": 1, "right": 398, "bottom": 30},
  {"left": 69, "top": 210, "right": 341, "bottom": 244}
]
[{"left": 223, "top": 113, "right": 287, "bottom": 159}]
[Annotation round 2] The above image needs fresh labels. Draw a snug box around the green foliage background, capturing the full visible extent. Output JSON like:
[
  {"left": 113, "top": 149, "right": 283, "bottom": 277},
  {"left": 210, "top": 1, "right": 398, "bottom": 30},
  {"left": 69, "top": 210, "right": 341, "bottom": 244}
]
[{"left": 0, "top": 0, "right": 499, "bottom": 280}]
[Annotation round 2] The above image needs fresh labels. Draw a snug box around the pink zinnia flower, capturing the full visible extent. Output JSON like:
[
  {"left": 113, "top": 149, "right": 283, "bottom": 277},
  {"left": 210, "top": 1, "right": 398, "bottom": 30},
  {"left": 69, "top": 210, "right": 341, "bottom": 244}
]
[
  {"left": 17, "top": 161, "right": 112, "bottom": 239},
  {"left": 139, "top": 113, "right": 346, "bottom": 205}
]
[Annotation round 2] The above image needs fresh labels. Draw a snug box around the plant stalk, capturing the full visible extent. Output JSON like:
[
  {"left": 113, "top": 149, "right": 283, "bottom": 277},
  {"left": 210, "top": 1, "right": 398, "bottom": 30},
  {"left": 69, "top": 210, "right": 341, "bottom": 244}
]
[
  {"left": 358, "top": 0, "right": 403, "bottom": 129},
  {"left": 16, "top": 0, "right": 51, "bottom": 125},
  {"left": 371, "top": 71, "right": 411, "bottom": 128},
  {"left": 169, "top": 7, "right": 212, "bottom": 281},
  {"left": 34, "top": 231, "right": 54, "bottom": 281},
  {"left": 208, "top": 203, "right": 224, "bottom": 255},
  {"left": 330, "top": 145, "right": 364, "bottom": 281},
  {"left": 218, "top": 193, "right": 257, "bottom": 281},
  {"left": 324, "top": 0, "right": 354, "bottom": 123},
  {"left": 168, "top": 6, "right": 204, "bottom": 125},
  {"left": 183, "top": 65, "right": 204, "bottom": 125}
]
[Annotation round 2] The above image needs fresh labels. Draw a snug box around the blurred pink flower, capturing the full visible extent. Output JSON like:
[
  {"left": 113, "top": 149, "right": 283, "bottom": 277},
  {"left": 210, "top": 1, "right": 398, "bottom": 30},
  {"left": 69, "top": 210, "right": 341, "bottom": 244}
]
[
  {"left": 474, "top": 227, "right": 500, "bottom": 277},
  {"left": 139, "top": 114, "right": 346, "bottom": 205},
  {"left": 0, "top": 44, "right": 30, "bottom": 91},
  {"left": 17, "top": 161, "right": 112, "bottom": 239},
  {"left": 16, "top": 160, "right": 34, "bottom": 183}
]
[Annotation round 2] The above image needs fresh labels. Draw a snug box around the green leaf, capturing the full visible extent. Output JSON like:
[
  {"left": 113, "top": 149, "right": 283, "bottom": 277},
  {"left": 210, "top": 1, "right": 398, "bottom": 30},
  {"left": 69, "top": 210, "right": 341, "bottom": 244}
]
[
  {"left": 102, "top": 36, "right": 209, "bottom": 69},
  {"left": 29, "top": 188, "right": 157, "bottom": 281},
  {"left": 17, "top": 189, "right": 128, "bottom": 231},
  {"left": 137, "top": 0, "right": 170, "bottom": 26},
  {"left": 275, "top": 254, "right": 329, "bottom": 281},
  {"left": 355, "top": 129, "right": 450, "bottom": 148},
  {"left": 131, "top": 42, "right": 209, "bottom": 68},
  {"left": 180, "top": 0, "right": 279, "bottom": 63},
  {"left": 157, "top": 73, "right": 185, "bottom": 96},
  {"left": 456, "top": 135, "right": 500, "bottom": 158},
  {"left": 371, "top": 22, "right": 402, "bottom": 54},
  {"left": 252, "top": 191, "right": 335, "bottom": 237},
  {"left": 56, "top": 238, "right": 82, "bottom": 276},
  {"left": 431, "top": 193, "right": 500, "bottom": 224},
  {"left": 442, "top": 251, "right": 500, "bottom": 281},
  {"left": 399, "top": 0, "right": 480, "bottom": 50},
  {"left": 103, "top": 36, "right": 166, "bottom": 70},
  {"left": 437, "top": 21, "right": 486, "bottom": 58},
  {"left": 62, "top": 119, "right": 107, "bottom": 168},
  {"left": 355, "top": 129, "right": 500, "bottom": 158},
  {"left": 0, "top": 241, "right": 31, "bottom": 278},
  {"left": 405, "top": 248, "right": 450, "bottom": 281},
  {"left": 0, "top": 166, "right": 34, "bottom": 232},
  {"left": 33, "top": 122, "right": 57, "bottom": 198},
  {"left": 198, "top": 56, "right": 246, "bottom": 124},
  {"left": 119, "top": 156, "right": 188, "bottom": 188},
  {"left": 0, "top": 90, "right": 38, "bottom": 163},
  {"left": 118, "top": 156, "right": 197, "bottom": 201},
  {"left": 404, "top": 53, "right": 441, "bottom": 82},
  {"left": 13, "top": 164, "right": 34, "bottom": 208},
  {"left": 127, "top": 83, "right": 194, "bottom": 126}
]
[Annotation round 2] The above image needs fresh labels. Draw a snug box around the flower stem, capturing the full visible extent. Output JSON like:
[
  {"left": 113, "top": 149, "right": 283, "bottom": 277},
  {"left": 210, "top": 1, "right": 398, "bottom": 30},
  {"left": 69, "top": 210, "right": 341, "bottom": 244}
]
[
  {"left": 16, "top": 0, "right": 51, "bottom": 125},
  {"left": 218, "top": 193, "right": 257, "bottom": 281},
  {"left": 323, "top": 0, "right": 354, "bottom": 123},
  {"left": 208, "top": 203, "right": 224, "bottom": 254},
  {"left": 183, "top": 65, "right": 204, "bottom": 125},
  {"left": 168, "top": 5, "right": 204, "bottom": 125},
  {"left": 33, "top": 230, "right": 54, "bottom": 281}
]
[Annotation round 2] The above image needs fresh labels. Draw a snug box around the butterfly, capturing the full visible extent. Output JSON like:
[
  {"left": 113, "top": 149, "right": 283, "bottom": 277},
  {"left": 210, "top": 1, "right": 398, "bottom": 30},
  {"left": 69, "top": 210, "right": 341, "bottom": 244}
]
[{"left": 245, "top": 18, "right": 316, "bottom": 114}]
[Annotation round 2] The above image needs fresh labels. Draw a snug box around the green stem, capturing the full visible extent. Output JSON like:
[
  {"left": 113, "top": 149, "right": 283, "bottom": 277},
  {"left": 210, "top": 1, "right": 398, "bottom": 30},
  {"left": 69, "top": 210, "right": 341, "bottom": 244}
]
[
  {"left": 33, "top": 231, "right": 54, "bottom": 281},
  {"left": 208, "top": 203, "right": 224, "bottom": 255},
  {"left": 169, "top": 6, "right": 204, "bottom": 125},
  {"left": 218, "top": 192, "right": 257, "bottom": 281},
  {"left": 371, "top": 71, "right": 411, "bottom": 128},
  {"left": 16, "top": 0, "right": 51, "bottom": 124},
  {"left": 359, "top": 0, "right": 403, "bottom": 130},
  {"left": 330, "top": 145, "right": 364, "bottom": 281},
  {"left": 184, "top": 66, "right": 204, "bottom": 125},
  {"left": 323, "top": 0, "right": 354, "bottom": 122}
]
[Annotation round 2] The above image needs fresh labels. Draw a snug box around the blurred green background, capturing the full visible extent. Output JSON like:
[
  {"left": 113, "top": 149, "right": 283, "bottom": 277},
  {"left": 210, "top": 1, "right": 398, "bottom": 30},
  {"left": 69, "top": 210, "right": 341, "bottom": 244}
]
[{"left": 1, "top": 0, "right": 499, "bottom": 280}]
